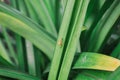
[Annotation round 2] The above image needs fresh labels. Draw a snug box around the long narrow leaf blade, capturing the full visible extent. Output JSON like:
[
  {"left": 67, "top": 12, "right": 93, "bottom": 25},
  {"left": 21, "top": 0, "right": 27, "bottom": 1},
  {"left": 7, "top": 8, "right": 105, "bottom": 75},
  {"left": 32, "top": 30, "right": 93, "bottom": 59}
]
[
  {"left": 2, "top": 27, "right": 17, "bottom": 64},
  {"left": 88, "top": 0, "right": 120, "bottom": 51},
  {"left": 27, "top": 0, "right": 57, "bottom": 37},
  {"left": 48, "top": 0, "right": 76, "bottom": 79},
  {"left": 0, "top": 3, "right": 56, "bottom": 60},
  {"left": 0, "top": 68, "right": 39, "bottom": 80},
  {"left": 58, "top": 0, "right": 90, "bottom": 79},
  {"left": 111, "top": 41, "right": 120, "bottom": 57},
  {"left": 0, "top": 39, "right": 12, "bottom": 64}
]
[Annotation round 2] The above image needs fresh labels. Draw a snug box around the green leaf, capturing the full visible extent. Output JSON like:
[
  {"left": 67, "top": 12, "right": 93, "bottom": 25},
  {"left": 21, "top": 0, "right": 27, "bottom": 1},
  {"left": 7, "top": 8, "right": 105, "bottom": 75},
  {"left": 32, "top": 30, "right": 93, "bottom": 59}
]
[
  {"left": 16, "top": 0, "right": 27, "bottom": 15},
  {"left": 58, "top": 0, "right": 90, "bottom": 80},
  {"left": 73, "top": 52, "right": 120, "bottom": 71},
  {"left": 0, "top": 3, "right": 56, "bottom": 60},
  {"left": 33, "top": 47, "right": 42, "bottom": 79},
  {"left": 81, "top": 0, "right": 114, "bottom": 51},
  {"left": 26, "top": 0, "right": 57, "bottom": 37},
  {"left": 74, "top": 73, "right": 95, "bottom": 80},
  {"left": 24, "top": 0, "right": 40, "bottom": 23},
  {"left": 9, "top": 0, "right": 17, "bottom": 8},
  {"left": 57, "top": 0, "right": 68, "bottom": 26},
  {"left": 25, "top": 40, "right": 36, "bottom": 76},
  {"left": 15, "top": 34, "right": 27, "bottom": 72},
  {"left": 111, "top": 41, "right": 120, "bottom": 58},
  {"left": 49, "top": 0, "right": 90, "bottom": 79},
  {"left": 13, "top": 0, "right": 27, "bottom": 68},
  {"left": 87, "top": 0, "right": 120, "bottom": 51},
  {"left": 0, "top": 39, "right": 12, "bottom": 64},
  {"left": 107, "top": 66, "right": 120, "bottom": 80},
  {"left": 48, "top": 0, "right": 76, "bottom": 79},
  {"left": 74, "top": 70, "right": 111, "bottom": 80},
  {"left": 0, "top": 56, "right": 14, "bottom": 67},
  {"left": 0, "top": 68, "right": 39, "bottom": 80},
  {"left": 43, "top": 0, "right": 55, "bottom": 24},
  {"left": 2, "top": 27, "right": 17, "bottom": 64}
]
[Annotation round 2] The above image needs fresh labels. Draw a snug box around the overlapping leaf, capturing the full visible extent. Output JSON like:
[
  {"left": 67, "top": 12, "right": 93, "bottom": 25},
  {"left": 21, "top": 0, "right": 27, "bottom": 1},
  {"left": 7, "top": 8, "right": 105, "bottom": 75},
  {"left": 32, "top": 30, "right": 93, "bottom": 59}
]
[{"left": 0, "top": 2, "right": 56, "bottom": 60}]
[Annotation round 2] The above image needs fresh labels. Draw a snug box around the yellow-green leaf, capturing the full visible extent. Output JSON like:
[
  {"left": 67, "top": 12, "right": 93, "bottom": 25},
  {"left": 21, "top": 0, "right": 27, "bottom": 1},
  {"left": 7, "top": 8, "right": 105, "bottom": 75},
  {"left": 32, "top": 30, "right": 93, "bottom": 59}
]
[{"left": 73, "top": 52, "right": 120, "bottom": 71}]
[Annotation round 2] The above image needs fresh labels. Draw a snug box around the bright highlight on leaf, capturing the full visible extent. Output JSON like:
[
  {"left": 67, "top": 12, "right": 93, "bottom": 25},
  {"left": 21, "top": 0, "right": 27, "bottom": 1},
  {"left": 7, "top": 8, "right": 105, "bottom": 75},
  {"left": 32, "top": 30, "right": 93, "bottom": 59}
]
[{"left": 73, "top": 52, "right": 120, "bottom": 71}]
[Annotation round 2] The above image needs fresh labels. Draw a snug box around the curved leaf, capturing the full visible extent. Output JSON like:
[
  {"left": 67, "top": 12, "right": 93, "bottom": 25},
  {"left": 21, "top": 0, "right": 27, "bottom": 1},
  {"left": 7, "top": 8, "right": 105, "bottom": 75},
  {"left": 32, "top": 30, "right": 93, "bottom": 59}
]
[
  {"left": 87, "top": 0, "right": 120, "bottom": 51},
  {"left": 0, "top": 68, "right": 39, "bottom": 80},
  {"left": 0, "top": 3, "right": 56, "bottom": 60},
  {"left": 73, "top": 52, "right": 120, "bottom": 71}
]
